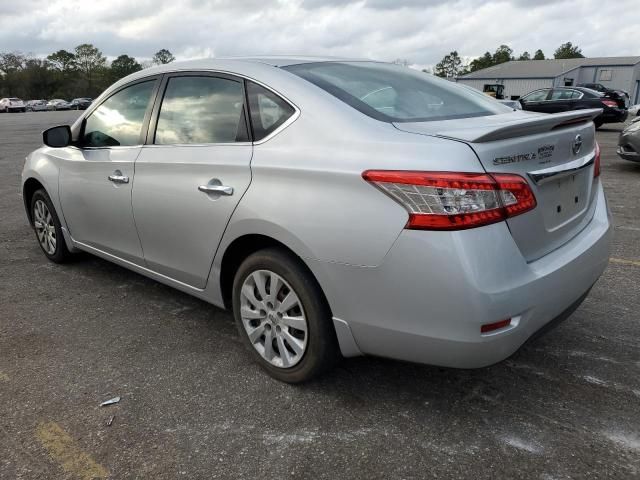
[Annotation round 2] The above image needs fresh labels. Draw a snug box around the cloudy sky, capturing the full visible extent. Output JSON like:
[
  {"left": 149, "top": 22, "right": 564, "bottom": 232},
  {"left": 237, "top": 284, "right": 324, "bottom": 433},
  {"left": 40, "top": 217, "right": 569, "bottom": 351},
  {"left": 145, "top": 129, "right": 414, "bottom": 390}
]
[{"left": 1, "top": 0, "right": 638, "bottom": 68}]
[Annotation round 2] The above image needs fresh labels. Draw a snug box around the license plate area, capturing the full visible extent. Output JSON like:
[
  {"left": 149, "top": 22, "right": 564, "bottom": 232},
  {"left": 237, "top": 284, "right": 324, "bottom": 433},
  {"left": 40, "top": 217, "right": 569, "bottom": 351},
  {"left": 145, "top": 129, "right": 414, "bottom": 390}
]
[{"left": 538, "top": 170, "right": 590, "bottom": 232}]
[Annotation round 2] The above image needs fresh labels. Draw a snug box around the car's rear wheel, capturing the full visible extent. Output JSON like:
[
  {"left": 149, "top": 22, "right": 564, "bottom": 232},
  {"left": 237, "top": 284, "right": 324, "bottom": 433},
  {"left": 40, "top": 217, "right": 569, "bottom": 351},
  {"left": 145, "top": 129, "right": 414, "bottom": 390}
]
[
  {"left": 30, "top": 189, "right": 72, "bottom": 263},
  {"left": 232, "top": 248, "right": 339, "bottom": 383}
]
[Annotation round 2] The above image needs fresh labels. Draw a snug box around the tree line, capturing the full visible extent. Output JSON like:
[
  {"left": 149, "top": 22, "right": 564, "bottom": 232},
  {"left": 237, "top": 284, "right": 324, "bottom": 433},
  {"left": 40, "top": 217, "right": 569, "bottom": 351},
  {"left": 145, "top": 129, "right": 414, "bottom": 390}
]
[
  {"left": 0, "top": 44, "right": 176, "bottom": 100},
  {"left": 432, "top": 42, "right": 584, "bottom": 79}
]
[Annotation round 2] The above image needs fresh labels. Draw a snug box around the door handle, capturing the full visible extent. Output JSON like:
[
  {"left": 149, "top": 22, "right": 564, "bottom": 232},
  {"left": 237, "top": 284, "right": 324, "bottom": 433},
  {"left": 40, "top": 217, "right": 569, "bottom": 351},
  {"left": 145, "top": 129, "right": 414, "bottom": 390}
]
[
  {"left": 108, "top": 171, "right": 129, "bottom": 184},
  {"left": 198, "top": 184, "right": 234, "bottom": 196}
]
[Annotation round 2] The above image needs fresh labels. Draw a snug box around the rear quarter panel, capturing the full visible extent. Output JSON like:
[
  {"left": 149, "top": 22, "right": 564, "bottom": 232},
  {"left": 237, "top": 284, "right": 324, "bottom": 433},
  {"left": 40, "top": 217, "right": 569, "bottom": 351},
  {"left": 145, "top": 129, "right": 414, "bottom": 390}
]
[{"left": 217, "top": 96, "right": 486, "bottom": 269}]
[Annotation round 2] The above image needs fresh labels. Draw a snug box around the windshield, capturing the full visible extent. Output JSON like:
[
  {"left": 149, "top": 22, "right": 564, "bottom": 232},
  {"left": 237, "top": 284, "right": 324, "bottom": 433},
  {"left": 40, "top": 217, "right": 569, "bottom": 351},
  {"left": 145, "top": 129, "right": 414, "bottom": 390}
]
[{"left": 283, "top": 61, "right": 509, "bottom": 123}]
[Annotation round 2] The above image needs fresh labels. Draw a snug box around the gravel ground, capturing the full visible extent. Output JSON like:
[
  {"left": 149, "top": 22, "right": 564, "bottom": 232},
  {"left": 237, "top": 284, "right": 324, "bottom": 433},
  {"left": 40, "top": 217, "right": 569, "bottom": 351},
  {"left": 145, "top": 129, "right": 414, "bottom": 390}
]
[{"left": 1, "top": 111, "right": 639, "bottom": 479}]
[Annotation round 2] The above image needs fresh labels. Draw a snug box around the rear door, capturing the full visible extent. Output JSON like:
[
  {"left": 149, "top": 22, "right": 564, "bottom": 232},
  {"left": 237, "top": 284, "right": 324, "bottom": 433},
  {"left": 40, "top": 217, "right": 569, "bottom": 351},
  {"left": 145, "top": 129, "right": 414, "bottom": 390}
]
[
  {"left": 545, "top": 89, "right": 574, "bottom": 113},
  {"left": 132, "top": 72, "right": 253, "bottom": 288}
]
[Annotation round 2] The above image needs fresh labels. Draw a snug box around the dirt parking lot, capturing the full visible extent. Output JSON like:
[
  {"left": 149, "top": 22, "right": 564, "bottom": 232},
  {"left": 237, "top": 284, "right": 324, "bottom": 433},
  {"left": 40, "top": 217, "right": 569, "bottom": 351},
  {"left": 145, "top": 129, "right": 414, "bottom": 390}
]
[{"left": 1, "top": 111, "right": 639, "bottom": 479}]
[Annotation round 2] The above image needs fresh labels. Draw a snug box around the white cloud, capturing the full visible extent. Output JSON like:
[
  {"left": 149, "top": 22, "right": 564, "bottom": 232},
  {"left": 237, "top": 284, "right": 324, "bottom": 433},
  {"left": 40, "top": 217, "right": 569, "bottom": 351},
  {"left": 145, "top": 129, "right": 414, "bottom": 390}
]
[{"left": 0, "top": 0, "right": 638, "bottom": 67}]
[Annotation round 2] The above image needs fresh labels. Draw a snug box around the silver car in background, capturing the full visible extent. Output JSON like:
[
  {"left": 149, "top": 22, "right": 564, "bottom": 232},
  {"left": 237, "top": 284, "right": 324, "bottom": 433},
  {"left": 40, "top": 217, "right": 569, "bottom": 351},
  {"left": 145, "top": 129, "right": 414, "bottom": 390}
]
[
  {"left": 25, "top": 100, "right": 48, "bottom": 112},
  {"left": 617, "top": 117, "right": 640, "bottom": 162},
  {"left": 47, "top": 99, "right": 71, "bottom": 111},
  {"left": 21, "top": 57, "right": 611, "bottom": 382}
]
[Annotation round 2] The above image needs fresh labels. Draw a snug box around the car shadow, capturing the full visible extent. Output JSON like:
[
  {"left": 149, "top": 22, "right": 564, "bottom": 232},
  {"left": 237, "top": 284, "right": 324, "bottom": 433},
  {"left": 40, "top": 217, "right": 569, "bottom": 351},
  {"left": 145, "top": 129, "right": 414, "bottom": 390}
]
[{"left": 49, "top": 245, "right": 600, "bottom": 419}]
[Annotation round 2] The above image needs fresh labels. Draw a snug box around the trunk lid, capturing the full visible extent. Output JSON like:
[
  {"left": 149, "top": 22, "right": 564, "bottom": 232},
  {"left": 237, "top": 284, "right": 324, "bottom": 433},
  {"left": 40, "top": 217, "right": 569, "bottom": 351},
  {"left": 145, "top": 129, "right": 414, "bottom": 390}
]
[{"left": 394, "top": 109, "right": 602, "bottom": 261}]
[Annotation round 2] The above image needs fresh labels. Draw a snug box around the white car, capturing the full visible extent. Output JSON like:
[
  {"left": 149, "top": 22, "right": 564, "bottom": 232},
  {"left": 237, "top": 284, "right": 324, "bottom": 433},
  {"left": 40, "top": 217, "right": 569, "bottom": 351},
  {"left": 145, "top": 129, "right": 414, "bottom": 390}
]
[
  {"left": 628, "top": 104, "right": 640, "bottom": 116},
  {"left": 0, "top": 97, "right": 26, "bottom": 112}
]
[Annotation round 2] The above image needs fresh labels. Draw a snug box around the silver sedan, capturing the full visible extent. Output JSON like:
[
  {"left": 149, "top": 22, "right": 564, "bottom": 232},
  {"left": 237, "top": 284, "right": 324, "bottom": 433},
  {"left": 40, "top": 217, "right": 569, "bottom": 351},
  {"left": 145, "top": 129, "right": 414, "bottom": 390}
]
[
  {"left": 22, "top": 57, "right": 611, "bottom": 382},
  {"left": 617, "top": 117, "right": 640, "bottom": 162}
]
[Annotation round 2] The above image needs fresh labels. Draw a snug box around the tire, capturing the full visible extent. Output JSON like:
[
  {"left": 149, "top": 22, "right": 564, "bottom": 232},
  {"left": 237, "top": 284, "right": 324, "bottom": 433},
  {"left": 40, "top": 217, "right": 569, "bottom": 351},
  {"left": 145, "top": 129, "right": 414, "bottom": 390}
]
[
  {"left": 30, "top": 189, "right": 73, "bottom": 263},
  {"left": 232, "top": 248, "right": 340, "bottom": 383}
]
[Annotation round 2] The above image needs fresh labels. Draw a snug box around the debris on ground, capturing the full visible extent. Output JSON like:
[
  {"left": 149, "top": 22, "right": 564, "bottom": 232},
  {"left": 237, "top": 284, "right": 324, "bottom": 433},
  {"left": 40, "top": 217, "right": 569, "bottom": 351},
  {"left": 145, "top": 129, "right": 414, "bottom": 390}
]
[{"left": 100, "top": 396, "right": 121, "bottom": 407}]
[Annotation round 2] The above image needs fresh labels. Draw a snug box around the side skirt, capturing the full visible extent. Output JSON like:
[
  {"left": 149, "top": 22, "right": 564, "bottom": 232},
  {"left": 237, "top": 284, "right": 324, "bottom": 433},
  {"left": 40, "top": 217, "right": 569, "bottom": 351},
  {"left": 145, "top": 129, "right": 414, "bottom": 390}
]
[{"left": 71, "top": 240, "right": 225, "bottom": 309}]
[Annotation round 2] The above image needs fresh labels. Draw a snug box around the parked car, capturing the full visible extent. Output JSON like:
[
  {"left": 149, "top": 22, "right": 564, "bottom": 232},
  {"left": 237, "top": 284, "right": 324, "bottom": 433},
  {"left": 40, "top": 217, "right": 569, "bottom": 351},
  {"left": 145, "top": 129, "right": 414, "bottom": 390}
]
[
  {"left": 617, "top": 116, "right": 640, "bottom": 162},
  {"left": 628, "top": 104, "right": 640, "bottom": 116},
  {"left": 25, "top": 100, "right": 48, "bottom": 112},
  {"left": 519, "top": 87, "right": 627, "bottom": 128},
  {"left": 21, "top": 58, "right": 611, "bottom": 382},
  {"left": 0, "top": 97, "right": 26, "bottom": 112},
  {"left": 47, "top": 99, "right": 71, "bottom": 111},
  {"left": 69, "top": 98, "right": 92, "bottom": 110},
  {"left": 577, "top": 83, "right": 629, "bottom": 108}
]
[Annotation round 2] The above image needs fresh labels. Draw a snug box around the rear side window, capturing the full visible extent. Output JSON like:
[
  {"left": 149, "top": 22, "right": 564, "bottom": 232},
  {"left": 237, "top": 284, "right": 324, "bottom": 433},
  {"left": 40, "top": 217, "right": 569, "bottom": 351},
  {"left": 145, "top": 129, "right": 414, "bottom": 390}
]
[
  {"left": 83, "top": 81, "right": 155, "bottom": 147},
  {"left": 155, "top": 76, "right": 248, "bottom": 144},
  {"left": 522, "top": 90, "right": 550, "bottom": 102},
  {"left": 550, "top": 89, "right": 575, "bottom": 100},
  {"left": 246, "top": 81, "right": 295, "bottom": 141},
  {"left": 283, "top": 62, "right": 509, "bottom": 123}
]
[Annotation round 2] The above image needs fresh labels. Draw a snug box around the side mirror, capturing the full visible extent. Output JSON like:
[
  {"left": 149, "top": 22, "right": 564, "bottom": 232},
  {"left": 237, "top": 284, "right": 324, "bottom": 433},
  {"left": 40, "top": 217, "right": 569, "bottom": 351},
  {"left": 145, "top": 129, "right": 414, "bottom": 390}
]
[{"left": 43, "top": 125, "right": 72, "bottom": 148}]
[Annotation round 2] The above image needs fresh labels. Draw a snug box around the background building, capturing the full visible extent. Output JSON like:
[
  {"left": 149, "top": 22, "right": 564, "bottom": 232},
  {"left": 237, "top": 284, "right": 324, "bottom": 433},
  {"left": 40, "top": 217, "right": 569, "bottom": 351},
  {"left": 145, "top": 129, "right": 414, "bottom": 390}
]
[{"left": 457, "top": 57, "right": 640, "bottom": 103}]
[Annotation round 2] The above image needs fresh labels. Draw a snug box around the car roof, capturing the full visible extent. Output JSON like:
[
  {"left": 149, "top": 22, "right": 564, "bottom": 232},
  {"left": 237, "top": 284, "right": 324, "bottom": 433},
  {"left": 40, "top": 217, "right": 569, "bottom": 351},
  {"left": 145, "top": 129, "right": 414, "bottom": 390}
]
[{"left": 186, "top": 55, "right": 364, "bottom": 67}]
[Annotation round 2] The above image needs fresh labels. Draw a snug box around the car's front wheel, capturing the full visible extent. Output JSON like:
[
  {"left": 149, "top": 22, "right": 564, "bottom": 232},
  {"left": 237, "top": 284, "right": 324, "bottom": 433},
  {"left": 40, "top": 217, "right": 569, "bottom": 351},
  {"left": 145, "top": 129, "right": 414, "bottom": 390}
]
[
  {"left": 30, "top": 189, "right": 72, "bottom": 263},
  {"left": 232, "top": 248, "right": 340, "bottom": 383}
]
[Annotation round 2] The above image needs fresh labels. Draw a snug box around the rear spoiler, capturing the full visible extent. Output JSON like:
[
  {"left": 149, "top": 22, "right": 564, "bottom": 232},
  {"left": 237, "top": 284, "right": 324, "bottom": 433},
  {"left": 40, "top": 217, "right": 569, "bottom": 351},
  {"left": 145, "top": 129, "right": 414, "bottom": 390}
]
[{"left": 434, "top": 109, "right": 602, "bottom": 143}]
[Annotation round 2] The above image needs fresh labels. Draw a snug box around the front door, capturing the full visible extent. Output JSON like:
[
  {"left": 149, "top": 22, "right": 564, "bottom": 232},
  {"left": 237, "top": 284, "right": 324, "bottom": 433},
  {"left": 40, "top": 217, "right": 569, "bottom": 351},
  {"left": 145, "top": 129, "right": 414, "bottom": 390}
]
[
  {"left": 132, "top": 73, "right": 253, "bottom": 288},
  {"left": 58, "top": 79, "right": 158, "bottom": 263}
]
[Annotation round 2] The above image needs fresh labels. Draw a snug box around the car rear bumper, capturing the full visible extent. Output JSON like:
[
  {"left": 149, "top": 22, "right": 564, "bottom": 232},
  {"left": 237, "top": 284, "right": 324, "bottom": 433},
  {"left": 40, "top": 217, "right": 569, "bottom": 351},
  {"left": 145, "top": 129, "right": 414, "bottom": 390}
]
[
  {"left": 599, "top": 109, "right": 628, "bottom": 123},
  {"left": 313, "top": 181, "right": 611, "bottom": 367}
]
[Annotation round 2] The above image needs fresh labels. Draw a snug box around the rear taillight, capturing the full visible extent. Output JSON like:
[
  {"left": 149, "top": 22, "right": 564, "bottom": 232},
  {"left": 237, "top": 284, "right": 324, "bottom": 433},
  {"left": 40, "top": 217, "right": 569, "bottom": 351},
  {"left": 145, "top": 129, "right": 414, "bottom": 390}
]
[
  {"left": 594, "top": 142, "right": 601, "bottom": 178},
  {"left": 362, "top": 170, "right": 537, "bottom": 231},
  {"left": 601, "top": 99, "right": 618, "bottom": 108}
]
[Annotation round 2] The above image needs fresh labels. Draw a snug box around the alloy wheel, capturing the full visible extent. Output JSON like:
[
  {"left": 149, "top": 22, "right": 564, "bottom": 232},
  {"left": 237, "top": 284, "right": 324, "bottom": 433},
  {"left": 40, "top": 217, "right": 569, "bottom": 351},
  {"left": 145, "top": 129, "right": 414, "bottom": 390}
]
[
  {"left": 33, "top": 199, "right": 56, "bottom": 255},
  {"left": 240, "top": 269, "right": 308, "bottom": 368}
]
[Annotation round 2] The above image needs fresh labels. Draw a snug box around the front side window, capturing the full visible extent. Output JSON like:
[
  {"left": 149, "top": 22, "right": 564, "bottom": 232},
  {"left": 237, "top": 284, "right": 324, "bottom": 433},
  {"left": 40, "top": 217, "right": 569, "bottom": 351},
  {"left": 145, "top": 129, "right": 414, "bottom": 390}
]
[
  {"left": 283, "top": 62, "right": 510, "bottom": 123},
  {"left": 82, "top": 81, "right": 155, "bottom": 147},
  {"left": 155, "top": 76, "right": 247, "bottom": 145},
  {"left": 246, "top": 81, "right": 295, "bottom": 141}
]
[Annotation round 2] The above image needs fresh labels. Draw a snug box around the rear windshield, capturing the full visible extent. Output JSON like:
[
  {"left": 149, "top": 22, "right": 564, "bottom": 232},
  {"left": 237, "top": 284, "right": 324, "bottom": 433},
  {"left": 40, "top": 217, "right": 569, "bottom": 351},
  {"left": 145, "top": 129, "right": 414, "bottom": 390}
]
[{"left": 283, "top": 62, "right": 509, "bottom": 123}]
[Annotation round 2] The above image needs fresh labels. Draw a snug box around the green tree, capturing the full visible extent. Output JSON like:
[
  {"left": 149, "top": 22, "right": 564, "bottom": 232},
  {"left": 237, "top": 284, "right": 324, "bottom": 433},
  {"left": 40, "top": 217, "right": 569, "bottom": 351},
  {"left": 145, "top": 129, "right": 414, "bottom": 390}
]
[
  {"left": 152, "top": 49, "right": 175, "bottom": 65},
  {"left": 469, "top": 52, "right": 493, "bottom": 72},
  {"left": 74, "top": 43, "right": 107, "bottom": 95},
  {"left": 533, "top": 49, "right": 545, "bottom": 60},
  {"left": 554, "top": 42, "right": 584, "bottom": 59},
  {"left": 434, "top": 51, "right": 463, "bottom": 78},
  {"left": 111, "top": 54, "right": 142, "bottom": 81},
  {"left": 47, "top": 50, "right": 76, "bottom": 72},
  {"left": 0, "top": 52, "right": 26, "bottom": 96},
  {"left": 492, "top": 45, "right": 513, "bottom": 65},
  {"left": 22, "top": 58, "right": 57, "bottom": 99},
  {"left": 518, "top": 51, "right": 531, "bottom": 61}
]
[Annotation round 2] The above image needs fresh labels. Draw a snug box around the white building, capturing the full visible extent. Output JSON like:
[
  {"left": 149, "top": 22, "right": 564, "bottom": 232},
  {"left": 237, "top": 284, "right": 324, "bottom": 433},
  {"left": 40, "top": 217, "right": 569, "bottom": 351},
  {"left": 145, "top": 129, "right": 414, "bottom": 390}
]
[{"left": 456, "top": 57, "right": 640, "bottom": 103}]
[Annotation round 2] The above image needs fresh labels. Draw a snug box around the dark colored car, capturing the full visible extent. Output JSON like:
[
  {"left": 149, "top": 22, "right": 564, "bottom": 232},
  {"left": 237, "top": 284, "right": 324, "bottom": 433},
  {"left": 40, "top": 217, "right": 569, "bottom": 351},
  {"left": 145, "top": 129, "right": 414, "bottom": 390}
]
[
  {"left": 69, "top": 98, "right": 92, "bottom": 110},
  {"left": 578, "top": 83, "right": 629, "bottom": 108},
  {"left": 617, "top": 117, "right": 640, "bottom": 162},
  {"left": 519, "top": 87, "right": 628, "bottom": 129}
]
